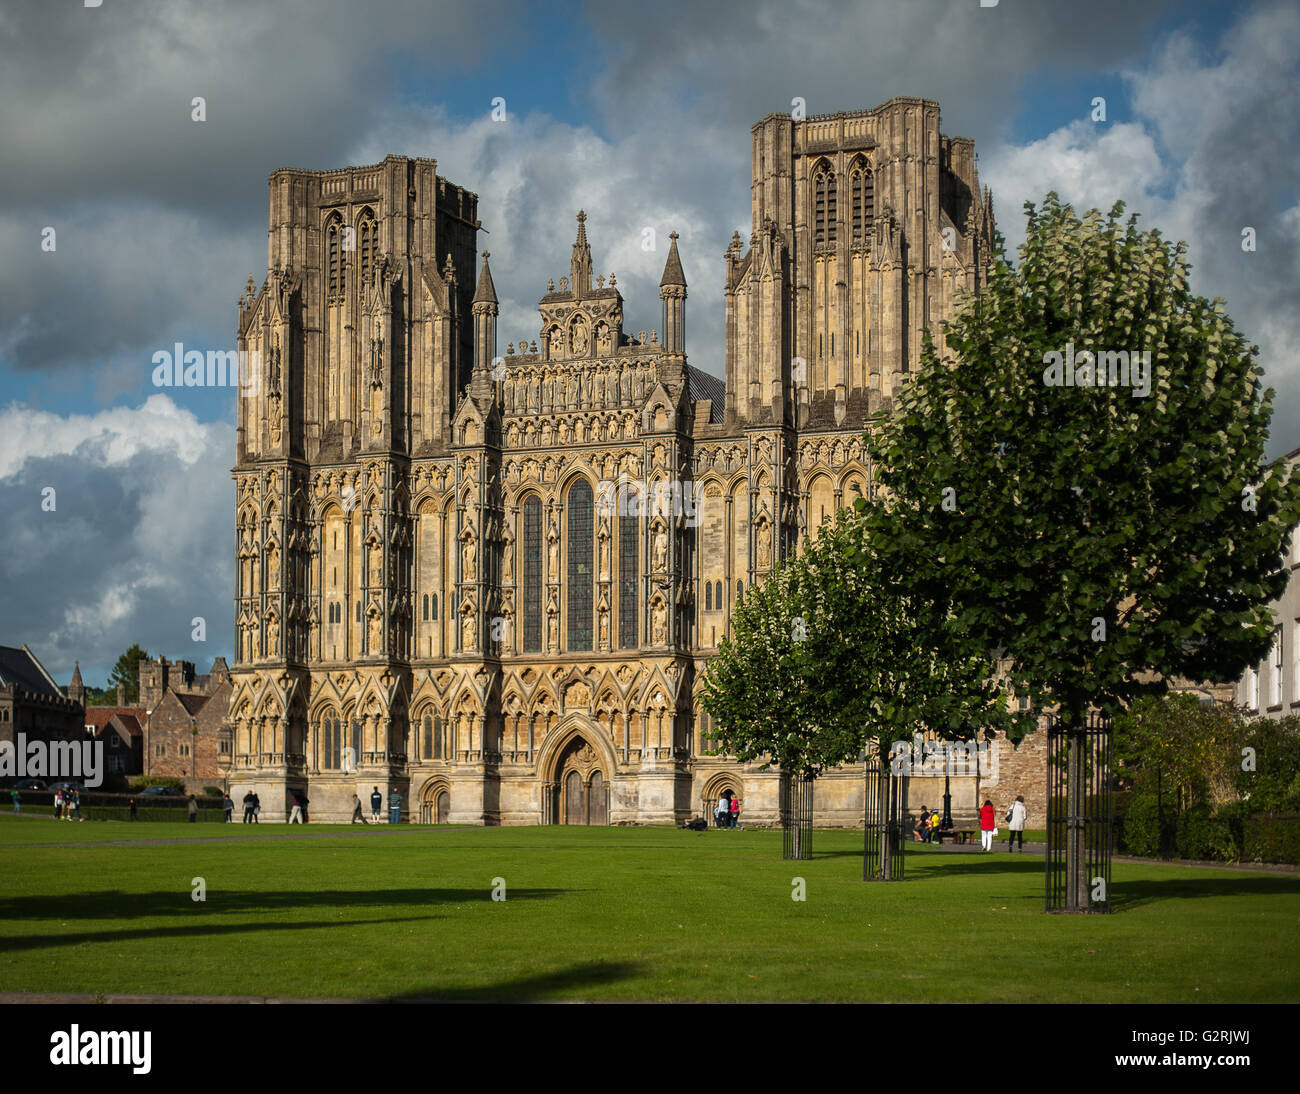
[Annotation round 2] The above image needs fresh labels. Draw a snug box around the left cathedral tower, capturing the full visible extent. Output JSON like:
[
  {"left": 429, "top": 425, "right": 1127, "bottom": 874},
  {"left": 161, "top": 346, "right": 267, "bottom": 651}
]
[{"left": 231, "top": 158, "right": 480, "bottom": 819}]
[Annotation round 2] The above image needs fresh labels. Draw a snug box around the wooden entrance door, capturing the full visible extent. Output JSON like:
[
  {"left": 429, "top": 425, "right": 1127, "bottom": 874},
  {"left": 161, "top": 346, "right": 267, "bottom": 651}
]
[
  {"left": 436, "top": 790, "right": 450, "bottom": 824},
  {"left": 588, "top": 770, "right": 607, "bottom": 825},
  {"left": 564, "top": 770, "right": 585, "bottom": 824}
]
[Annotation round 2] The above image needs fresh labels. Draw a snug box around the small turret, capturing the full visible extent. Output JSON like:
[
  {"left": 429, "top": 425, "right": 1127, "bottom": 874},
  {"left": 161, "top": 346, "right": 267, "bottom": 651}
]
[{"left": 659, "top": 231, "right": 687, "bottom": 355}]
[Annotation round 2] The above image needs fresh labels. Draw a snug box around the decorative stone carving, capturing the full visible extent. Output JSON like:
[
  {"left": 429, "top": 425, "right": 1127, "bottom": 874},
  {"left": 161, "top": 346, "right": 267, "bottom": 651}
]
[{"left": 651, "top": 598, "right": 667, "bottom": 645}]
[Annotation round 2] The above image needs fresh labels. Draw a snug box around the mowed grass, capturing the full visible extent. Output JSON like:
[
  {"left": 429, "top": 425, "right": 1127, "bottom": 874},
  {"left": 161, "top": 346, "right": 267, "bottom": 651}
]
[{"left": 1, "top": 816, "right": 1297, "bottom": 1002}]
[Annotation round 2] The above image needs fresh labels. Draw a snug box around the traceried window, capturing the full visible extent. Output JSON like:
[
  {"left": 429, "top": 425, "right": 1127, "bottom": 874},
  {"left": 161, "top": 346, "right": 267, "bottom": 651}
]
[
  {"left": 523, "top": 497, "right": 542, "bottom": 652},
  {"left": 358, "top": 210, "right": 377, "bottom": 280},
  {"left": 326, "top": 214, "right": 346, "bottom": 296},
  {"left": 567, "top": 480, "right": 594, "bottom": 651},
  {"left": 422, "top": 714, "right": 433, "bottom": 759},
  {"left": 849, "top": 159, "right": 874, "bottom": 241},
  {"left": 322, "top": 717, "right": 342, "bottom": 769},
  {"left": 814, "top": 163, "right": 837, "bottom": 245},
  {"left": 619, "top": 492, "right": 639, "bottom": 648}
]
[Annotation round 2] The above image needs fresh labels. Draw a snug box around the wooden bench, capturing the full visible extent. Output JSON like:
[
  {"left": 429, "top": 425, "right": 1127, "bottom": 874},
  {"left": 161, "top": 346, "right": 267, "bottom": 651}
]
[{"left": 934, "top": 828, "right": 978, "bottom": 845}]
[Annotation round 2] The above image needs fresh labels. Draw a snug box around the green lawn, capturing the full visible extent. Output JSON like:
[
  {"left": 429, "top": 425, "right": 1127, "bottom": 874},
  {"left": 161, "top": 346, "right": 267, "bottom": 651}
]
[{"left": 1, "top": 816, "right": 1296, "bottom": 1002}]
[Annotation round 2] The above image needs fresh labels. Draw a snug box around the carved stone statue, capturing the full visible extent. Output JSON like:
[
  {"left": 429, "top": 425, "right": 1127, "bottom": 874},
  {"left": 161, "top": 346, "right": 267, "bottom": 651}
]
[
  {"left": 652, "top": 524, "right": 668, "bottom": 571},
  {"left": 756, "top": 517, "right": 772, "bottom": 568},
  {"left": 502, "top": 531, "right": 514, "bottom": 583},
  {"left": 547, "top": 521, "right": 560, "bottom": 577},
  {"left": 547, "top": 612, "right": 559, "bottom": 649},
  {"left": 651, "top": 599, "right": 667, "bottom": 645},
  {"left": 368, "top": 611, "right": 382, "bottom": 651},
  {"left": 267, "top": 616, "right": 280, "bottom": 657},
  {"left": 462, "top": 611, "right": 476, "bottom": 649}
]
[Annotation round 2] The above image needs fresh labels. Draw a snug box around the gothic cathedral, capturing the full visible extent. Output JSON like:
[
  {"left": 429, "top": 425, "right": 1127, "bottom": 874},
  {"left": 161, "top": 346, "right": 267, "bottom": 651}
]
[{"left": 229, "top": 97, "right": 998, "bottom": 824}]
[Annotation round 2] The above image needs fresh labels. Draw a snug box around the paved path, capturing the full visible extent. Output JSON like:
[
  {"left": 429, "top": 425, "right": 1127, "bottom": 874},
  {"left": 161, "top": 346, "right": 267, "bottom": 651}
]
[
  {"left": 1, "top": 827, "right": 469, "bottom": 849},
  {"left": 0, "top": 992, "right": 363, "bottom": 1005}
]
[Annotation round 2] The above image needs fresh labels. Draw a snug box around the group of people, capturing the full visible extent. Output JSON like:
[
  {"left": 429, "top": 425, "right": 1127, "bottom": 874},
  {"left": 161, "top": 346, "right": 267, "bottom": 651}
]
[
  {"left": 714, "top": 794, "right": 742, "bottom": 828},
  {"left": 53, "top": 788, "right": 83, "bottom": 821},
  {"left": 241, "top": 790, "right": 262, "bottom": 822},
  {"left": 913, "top": 796, "right": 1028, "bottom": 851},
  {"left": 350, "top": 787, "right": 388, "bottom": 823}
]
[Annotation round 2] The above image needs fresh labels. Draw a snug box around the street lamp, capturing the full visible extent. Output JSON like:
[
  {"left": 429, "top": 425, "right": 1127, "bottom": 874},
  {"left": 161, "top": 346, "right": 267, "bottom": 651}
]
[{"left": 941, "top": 741, "right": 953, "bottom": 831}]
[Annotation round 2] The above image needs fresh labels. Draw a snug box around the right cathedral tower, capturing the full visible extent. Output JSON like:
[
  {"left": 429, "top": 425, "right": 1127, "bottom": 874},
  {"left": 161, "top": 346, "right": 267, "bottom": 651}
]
[{"left": 726, "top": 96, "right": 995, "bottom": 431}]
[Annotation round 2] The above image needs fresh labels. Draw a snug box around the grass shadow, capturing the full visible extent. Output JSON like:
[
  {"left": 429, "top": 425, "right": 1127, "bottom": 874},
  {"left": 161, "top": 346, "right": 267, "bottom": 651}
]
[
  {"left": 0, "top": 914, "right": 439, "bottom": 954},
  {"left": 379, "top": 960, "right": 644, "bottom": 1002},
  {"left": 0, "top": 886, "right": 572, "bottom": 925}
]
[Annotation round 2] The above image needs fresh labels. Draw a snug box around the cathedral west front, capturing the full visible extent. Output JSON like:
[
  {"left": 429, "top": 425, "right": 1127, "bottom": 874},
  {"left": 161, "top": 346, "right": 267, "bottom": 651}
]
[{"left": 229, "top": 97, "right": 1016, "bottom": 825}]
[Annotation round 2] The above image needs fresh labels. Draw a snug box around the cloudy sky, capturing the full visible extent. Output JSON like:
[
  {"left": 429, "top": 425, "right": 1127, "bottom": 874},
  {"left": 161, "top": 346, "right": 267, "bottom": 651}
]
[{"left": 2, "top": 0, "right": 1297, "bottom": 689}]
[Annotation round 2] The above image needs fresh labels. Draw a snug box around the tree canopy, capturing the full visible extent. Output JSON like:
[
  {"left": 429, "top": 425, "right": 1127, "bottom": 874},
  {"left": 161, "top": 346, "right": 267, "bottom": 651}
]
[{"left": 864, "top": 193, "right": 1300, "bottom": 725}]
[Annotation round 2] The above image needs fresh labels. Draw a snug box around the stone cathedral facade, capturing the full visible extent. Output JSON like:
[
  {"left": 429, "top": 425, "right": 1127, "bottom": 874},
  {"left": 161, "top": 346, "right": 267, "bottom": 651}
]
[{"left": 229, "top": 97, "right": 1006, "bottom": 825}]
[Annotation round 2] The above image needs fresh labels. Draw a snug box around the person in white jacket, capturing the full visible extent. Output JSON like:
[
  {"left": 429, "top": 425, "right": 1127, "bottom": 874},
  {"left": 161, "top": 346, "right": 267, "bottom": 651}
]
[{"left": 1007, "top": 796, "right": 1027, "bottom": 851}]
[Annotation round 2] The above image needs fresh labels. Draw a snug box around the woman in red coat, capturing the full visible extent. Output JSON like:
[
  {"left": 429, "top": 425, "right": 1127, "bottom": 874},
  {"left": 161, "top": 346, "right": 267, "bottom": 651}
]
[{"left": 979, "top": 799, "right": 996, "bottom": 852}]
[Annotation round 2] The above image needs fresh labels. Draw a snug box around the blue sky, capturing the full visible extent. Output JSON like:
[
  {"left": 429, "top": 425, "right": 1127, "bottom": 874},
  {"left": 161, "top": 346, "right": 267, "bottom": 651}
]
[{"left": 1, "top": 0, "right": 1297, "bottom": 689}]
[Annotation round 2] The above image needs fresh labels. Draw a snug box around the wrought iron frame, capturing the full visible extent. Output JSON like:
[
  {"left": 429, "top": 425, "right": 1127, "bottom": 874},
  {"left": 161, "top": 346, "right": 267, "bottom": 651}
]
[
  {"left": 780, "top": 771, "right": 814, "bottom": 860},
  {"left": 1046, "top": 712, "right": 1113, "bottom": 913},
  {"left": 863, "top": 750, "right": 905, "bottom": 881}
]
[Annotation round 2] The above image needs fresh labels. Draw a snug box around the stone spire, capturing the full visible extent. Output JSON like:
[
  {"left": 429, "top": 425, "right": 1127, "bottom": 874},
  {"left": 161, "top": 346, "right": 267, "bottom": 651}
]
[
  {"left": 472, "top": 251, "right": 498, "bottom": 373},
  {"left": 659, "top": 231, "right": 687, "bottom": 289},
  {"left": 570, "top": 210, "right": 592, "bottom": 299},
  {"left": 67, "top": 660, "right": 84, "bottom": 706},
  {"left": 660, "top": 231, "right": 687, "bottom": 355},
  {"left": 472, "top": 249, "right": 498, "bottom": 306}
]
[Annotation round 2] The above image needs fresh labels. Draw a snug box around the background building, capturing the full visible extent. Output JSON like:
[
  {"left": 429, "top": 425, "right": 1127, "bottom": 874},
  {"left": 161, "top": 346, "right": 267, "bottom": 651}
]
[
  {"left": 0, "top": 645, "right": 83, "bottom": 762},
  {"left": 229, "top": 97, "right": 1045, "bottom": 825},
  {"left": 1237, "top": 447, "right": 1300, "bottom": 718}
]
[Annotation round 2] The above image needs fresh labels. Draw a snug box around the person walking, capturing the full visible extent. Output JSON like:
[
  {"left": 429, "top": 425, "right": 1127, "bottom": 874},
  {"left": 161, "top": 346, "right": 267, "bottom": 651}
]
[
  {"left": 350, "top": 793, "right": 367, "bottom": 824},
  {"left": 222, "top": 793, "right": 234, "bottom": 823},
  {"left": 979, "top": 798, "right": 996, "bottom": 851},
  {"left": 54, "top": 789, "right": 63, "bottom": 820},
  {"left": 388, "top": 788, "right": 402, "bottom": 824},
  {"left": 129, "top": 798, "right": 138, "bottom": 821},
  {"left": 715, "top": 794, "right": 728, "bottom": 829},
  {"left": 242, "top": 790, "right": 255, "bottom": 823},
  {"left": 1007, "top": 795, "right": 1027, "bottom": 852},
  {"left": 187, "top": 795, "right": 199, "bottom": 824},
  {"left": 370, "top": 786, "right": 383, "bottom": 823},
  {"left": 71, "top": 789, "right": 83, "bottom": 821},
  {"left": 730, "top": 795, "right": 742, "bottom": 830},
  {"left": 288, "top": 792, "right": 304, "bottom": 824},
  {"left": 10, "top": 788, "right": 19, "bottom": 814}
]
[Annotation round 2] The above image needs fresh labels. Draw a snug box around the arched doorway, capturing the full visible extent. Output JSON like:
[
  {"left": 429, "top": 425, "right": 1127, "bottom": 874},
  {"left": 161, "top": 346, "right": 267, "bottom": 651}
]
[
  {"left": 420, "top": 781, "right": 451, "bottom": 825},
  {"left": 555, "top": 735, "right": 608, "bottom": 825},
  {"left": 702, "top": 774, "right": 743, "bottom": 828}
]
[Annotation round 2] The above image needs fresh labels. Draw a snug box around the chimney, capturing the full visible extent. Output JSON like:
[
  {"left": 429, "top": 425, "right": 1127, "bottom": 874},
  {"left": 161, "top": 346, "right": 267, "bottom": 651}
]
[{"left": 116, "top": 683, "right": 126, "bottom": 706}]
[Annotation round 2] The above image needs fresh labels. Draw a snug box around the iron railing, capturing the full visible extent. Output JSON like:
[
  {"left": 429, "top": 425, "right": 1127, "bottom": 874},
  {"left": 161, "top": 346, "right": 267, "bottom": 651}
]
[
  {"left": 1046, "top": 712, "right": 1113, "bottom": 913},
  {"left": 780, "top": 771, "right": 814, "bottom": 860},
  {"left": 863, "top": 751, "right": 905, "bottom": 881}
]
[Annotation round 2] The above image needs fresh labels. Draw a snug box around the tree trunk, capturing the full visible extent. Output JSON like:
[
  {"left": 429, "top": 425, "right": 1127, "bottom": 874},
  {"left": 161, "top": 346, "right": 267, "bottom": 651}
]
[{"left": 1066, "top": 724, "right": 1088, "bottom": 912}]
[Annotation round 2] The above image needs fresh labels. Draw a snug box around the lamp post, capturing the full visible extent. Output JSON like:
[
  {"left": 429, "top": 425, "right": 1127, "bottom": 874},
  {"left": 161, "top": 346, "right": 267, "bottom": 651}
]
[{"left": 941, "top": 741, "right": 953, "bottom": 831}]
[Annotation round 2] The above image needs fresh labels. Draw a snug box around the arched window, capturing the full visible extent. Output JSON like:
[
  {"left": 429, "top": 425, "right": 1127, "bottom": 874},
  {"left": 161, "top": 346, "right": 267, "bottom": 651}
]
[
  {"left": 358, "top": 211, "right": 377, "bottom": 280},
  {"left": 326, "top": 214, "right": 345, "bottom": 296},
  {"left": 705, "top": 582, "right": 713, "bottom": 612},
  {"left": 433, "top": 715, "right": 443, "bottom": 759},
  {"left": 522, "top": 496, "right": 543, "bottom": 652},
  {"left": 322, "top": 717, "right": 341, "bottom": 769},
  {"left": 619, "top": 489, "right": 639, "bottom": 648},
  {"left": 356, "top": 601, "right": 361, "bottom": 623},
  {"left": 431, "top": 593, "right": 438, "bottom": 621},
  {"left": 715, "top": 581, "right": 722, "bottom": 608},
  {"left": 813, "top": 163, "right": 837, "bottom": 245},
  {"left": 567, "top": 480, "right": 594, "bottom": 651},
  {"left": 850, "top": 160, "right": 873, "bottom": 241},
  {"left": 737, "top": 579, "right": 744, "bottom": 600},
  {"left": 422, "top": 594, "right": 429, "bottom": 621},
  {"left": 423, "top": 714, "right": 432, "bottom": 759}
]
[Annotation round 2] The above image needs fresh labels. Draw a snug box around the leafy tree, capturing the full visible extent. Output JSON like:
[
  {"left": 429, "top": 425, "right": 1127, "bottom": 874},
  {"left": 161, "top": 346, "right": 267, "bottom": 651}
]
[
  {"left": 1236, "top": 715, "right": 1300, "bottom": 811},
  {"left": 865, "top": 194, "right": 1300, "bottom": 908},
  {"left": 700, "top": 502, "right": 1033, "bottom": 867},
  {"left": 1114, "top": 693, "right": 1243, "bottom": 811},
  {"left": 107, "top": 644, "right": 150, "bottom": 705}
]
